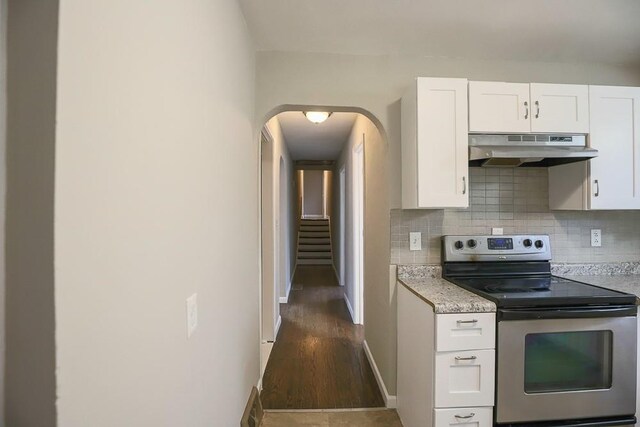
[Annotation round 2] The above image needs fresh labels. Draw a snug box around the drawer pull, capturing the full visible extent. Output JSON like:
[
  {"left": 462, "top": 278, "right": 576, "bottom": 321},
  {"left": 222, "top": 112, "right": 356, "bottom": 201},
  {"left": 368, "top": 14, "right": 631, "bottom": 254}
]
[
  {"left": 455, "top": 413, "right": 475, "bottom": 420},
  {"left": 456, "top": 319, "right": 478, "bottom": 324},
  {"left": 455, "top": 355, "right": 477, "bottom": 361}
]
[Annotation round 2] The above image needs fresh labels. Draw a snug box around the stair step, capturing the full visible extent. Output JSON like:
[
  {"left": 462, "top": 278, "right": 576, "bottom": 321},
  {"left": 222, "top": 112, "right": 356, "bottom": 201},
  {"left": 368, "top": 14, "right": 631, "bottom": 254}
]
[
  {"left": 297, "top": 259, "right": 333, "bottom": 265},
  {"left": 300, "top": 225, "right": 329, "bottom": 232},
  {"left": 301, "top": 220, "right": 329, "bottom": 226},
  {"left": 299, "top": 231, "right": 329, "bottom": 238},
  {"left": 298, "top": 244, "right": 331, "bottom": 251},
  {"left": 297, "top": 252, "right": 332, "bottom": 259},
  {"left": 299, "top": 238, "right": 330, "bottom": 245}
]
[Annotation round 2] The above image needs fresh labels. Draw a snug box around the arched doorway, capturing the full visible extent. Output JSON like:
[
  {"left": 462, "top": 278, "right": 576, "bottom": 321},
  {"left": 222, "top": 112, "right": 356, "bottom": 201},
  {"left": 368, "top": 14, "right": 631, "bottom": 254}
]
[{"left": 258, "top": 107, "right": 389, "bottom": 410}]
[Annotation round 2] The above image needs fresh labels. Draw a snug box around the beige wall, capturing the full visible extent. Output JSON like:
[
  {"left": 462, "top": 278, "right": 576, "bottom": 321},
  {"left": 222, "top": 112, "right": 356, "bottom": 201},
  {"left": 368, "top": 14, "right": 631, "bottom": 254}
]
[
  {"left": 303, "top": 169, "right": 324, "bottom": 217},
  {"left": 5, "top": 1, "right": 58, "bottom": 425},
  {"left": 54, "top": 1, "right": 257, "bottom": 426},
  {"left": 0, "top": 0, "right": 6, "bottom": 423},
  {"left": 333, "top": 114, "right": 392, "bottom": 390},
  {"left": 257, "top": 51, "right": 640, "bottom": 398}
]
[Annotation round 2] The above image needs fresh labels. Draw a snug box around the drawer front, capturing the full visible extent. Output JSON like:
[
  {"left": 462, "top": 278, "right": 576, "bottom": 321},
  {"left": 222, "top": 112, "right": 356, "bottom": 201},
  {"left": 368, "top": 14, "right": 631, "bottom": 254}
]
[
  {"left": 435, "top": 350, "right": 495, "bottom": 408},
  {"left": 436, "top": 313, "right": 495, "bottom": 352},
  {"left": 434, "top": 407, "right": 493, "bottom": 427}
]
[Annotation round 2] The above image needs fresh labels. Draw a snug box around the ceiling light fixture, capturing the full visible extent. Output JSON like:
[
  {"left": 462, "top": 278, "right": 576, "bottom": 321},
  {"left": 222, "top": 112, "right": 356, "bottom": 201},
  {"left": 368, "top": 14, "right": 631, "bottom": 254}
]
[{"left": 304, "top": 111, "right": 332, "bottom": 124}]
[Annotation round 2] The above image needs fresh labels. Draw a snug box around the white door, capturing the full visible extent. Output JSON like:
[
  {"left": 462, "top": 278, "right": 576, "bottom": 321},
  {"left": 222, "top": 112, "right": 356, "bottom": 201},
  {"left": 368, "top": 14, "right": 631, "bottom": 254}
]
[
  {"left": 416, "top": 77, "right": 469, "bottom": 208},
  {"left": 352, "top": 141, "right": 364, "bottom": 325},
  {"left": 530, "top": 83, "right": 590, "bottom": 133},
  {"left": 469, "top": 81, "right": 531, "bottom": 133},
  {"left": 589, "top": 85, "right": 640, "bottom": 209}
]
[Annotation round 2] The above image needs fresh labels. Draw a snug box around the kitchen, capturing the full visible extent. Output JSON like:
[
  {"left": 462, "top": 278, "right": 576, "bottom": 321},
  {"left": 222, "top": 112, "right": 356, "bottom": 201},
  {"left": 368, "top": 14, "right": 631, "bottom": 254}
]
[{"left": 396, "top": 78, "right": 640, "bottom": 427}]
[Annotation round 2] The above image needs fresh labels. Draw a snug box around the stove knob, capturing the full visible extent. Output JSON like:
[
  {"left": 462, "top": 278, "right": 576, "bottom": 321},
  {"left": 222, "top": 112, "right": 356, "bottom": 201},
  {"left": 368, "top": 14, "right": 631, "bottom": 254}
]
[
  {"left": 535, "top": 240, "right": 544, "bottom": 249},
  {"left": 454, "top": 240, "right": 464, "bottom": 250},
  {"left": 523, "top": 239, "right": 533, "bottom": 248},
  {"left": 467, "top": 239, "right": 477, "bottom": 249}
]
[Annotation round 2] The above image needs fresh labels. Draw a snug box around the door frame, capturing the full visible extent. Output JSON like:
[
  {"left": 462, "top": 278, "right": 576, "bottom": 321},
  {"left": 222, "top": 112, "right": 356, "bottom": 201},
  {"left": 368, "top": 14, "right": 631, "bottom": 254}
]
[
  {"left": 352, "top": 138, "right": 364, "bottom": 325},
  {"left": 339, "top": 166, "right": 346, "bottom": 287}
]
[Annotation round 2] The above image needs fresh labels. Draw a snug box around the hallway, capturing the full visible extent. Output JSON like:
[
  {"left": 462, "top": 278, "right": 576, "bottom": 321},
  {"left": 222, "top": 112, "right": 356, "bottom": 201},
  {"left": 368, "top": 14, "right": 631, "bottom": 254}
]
[{"left": 260, "top": 266, "right": 384, "bottom": 409}]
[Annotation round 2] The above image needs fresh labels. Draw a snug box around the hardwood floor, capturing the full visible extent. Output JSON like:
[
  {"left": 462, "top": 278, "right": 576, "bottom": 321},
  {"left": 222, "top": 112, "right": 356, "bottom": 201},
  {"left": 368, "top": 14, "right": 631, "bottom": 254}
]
[
  {"left": 260, "top": 266, "right": 385, "bottom": 410},
  {"left": 261, "top": 409, "right": 403, "bottom": 426}
]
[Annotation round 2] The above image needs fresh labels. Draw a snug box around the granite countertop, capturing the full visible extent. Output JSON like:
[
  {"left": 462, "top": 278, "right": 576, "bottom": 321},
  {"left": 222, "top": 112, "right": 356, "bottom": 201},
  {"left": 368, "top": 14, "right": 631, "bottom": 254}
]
[
  {"left": 396, "top": 263, "right": 640, "bottom": 313},
  {"left": 397, "top": 265, "right": 496, "bottom": 314},
  {"left": 552, "top": 263, "right": 640, "bottom": 301}
]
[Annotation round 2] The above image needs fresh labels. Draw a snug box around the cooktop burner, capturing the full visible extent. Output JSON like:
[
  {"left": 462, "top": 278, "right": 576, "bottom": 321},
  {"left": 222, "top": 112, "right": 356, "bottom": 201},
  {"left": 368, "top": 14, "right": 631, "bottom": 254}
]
[
  {"left": 441, "top": 235, "right": 637, "bottom": 308},
  {"left": 448, "top": 275, "right": 635, "bottom": 307}
]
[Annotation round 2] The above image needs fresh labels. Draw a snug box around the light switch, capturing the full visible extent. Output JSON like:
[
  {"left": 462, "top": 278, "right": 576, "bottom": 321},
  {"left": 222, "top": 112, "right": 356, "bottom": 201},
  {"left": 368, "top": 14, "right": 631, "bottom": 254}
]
[
  {"left": 186, "top": 293, "right": 198, "bottom": 338},
  {"left": 409, "top": 232, "right": 422, "bottom": 251}
]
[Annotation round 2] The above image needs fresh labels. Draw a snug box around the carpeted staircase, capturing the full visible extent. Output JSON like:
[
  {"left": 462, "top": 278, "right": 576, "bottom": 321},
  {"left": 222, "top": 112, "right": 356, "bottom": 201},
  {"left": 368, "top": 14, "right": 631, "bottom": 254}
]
[{"left": 296, "top": 218, "right": 333, "bottom": 266}]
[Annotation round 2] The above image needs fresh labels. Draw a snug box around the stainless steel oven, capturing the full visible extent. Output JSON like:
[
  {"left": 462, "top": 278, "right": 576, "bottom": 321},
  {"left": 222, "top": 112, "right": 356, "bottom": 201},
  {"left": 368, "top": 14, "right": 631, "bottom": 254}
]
[
  {"left": 442, "top": 234, "right": 639, "bottom": 427},
  {"left": 497, "top": 307, "right": 637, "bottom": 424}
]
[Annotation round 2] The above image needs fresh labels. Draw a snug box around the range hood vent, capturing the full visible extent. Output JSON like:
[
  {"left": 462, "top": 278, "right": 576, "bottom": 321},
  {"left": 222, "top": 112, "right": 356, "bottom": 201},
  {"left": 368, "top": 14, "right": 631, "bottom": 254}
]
[{"left": 468, "top": 134, "right": 597, "bottom": 168}]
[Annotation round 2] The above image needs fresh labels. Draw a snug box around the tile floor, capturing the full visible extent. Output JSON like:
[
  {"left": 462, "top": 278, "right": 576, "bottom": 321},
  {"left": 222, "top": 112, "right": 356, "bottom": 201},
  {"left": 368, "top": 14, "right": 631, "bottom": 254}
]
[{"left": 260, "top": 409, "right": 403, "bottom": 426}]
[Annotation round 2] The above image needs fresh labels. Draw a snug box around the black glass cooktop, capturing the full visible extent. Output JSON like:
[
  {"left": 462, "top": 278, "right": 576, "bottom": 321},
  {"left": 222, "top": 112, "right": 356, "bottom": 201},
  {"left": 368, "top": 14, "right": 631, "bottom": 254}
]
[{"left": 447, "top": 275, "right": 637, "bottom": 308}]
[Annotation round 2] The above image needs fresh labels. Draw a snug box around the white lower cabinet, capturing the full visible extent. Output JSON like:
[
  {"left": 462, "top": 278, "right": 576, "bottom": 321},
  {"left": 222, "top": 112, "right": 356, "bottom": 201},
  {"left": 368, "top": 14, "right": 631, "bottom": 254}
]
[
  {"left": 398, "top": 283, "right": 496, "bottom": 427},
  {"left": 434, "top": 407, "right": 493, "bottom": 427},
  {"left": 435, "top": 350, "right": 495, "bottom": 408}
]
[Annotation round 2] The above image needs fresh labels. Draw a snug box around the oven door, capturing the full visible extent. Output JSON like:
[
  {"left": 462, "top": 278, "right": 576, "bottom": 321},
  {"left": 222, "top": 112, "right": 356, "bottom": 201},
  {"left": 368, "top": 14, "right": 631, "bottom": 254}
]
[{"left": 497, "top": 307, "right": 637, "bottom": 424}]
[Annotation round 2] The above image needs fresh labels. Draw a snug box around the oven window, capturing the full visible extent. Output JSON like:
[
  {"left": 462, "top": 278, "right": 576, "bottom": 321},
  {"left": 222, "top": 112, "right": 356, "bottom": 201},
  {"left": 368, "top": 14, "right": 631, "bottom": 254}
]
[{"left": 524, "top": 330, "right": 613, "bottom": 393}]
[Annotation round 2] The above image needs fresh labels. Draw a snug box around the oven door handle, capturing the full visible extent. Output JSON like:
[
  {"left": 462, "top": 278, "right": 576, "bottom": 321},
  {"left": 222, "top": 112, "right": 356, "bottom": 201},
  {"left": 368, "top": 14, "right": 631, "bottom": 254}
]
[{"left": 499, "top": 306, "right": 637, "bottom": 321}]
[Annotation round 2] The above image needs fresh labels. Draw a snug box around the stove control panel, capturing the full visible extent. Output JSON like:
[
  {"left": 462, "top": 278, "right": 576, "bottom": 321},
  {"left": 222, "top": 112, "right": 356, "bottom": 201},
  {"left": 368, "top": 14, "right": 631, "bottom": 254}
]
[{"left": 443, "top": 235, "right": 551, "bottom": 262}]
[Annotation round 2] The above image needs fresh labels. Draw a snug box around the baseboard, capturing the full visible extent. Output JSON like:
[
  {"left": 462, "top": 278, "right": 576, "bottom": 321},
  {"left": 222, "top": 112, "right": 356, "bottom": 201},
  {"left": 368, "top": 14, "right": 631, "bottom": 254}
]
[
  {"left": 343, "top": 293, "right": 355, "bottom": 323},
  {"left": 363, "top": 340, "right": 397, "bottom": 409},
  {"left": 279, "top": 278, "right": 293, "bottom": 303},
  {"left": 257, "top": 376, "right": 263, "bottom": 391},
  {"left": 274, "top": 315, "right": 282, "bottom": 338},
  {"left": 332, "top": 264, "right": 342, "bottom": 286}
]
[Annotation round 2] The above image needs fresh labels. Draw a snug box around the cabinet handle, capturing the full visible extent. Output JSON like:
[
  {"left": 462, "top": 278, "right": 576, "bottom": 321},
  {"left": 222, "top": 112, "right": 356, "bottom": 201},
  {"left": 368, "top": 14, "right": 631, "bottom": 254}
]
[
  {"left": 455, "top": 413, "right": 476, "bottom": 420},
  {"left": 524, "top": 101, "right": 529, "bottom": 119},
  {"left": 456, "top": 319, "right": 478, "bottom": 324},
  {"left": 462, "top": 176, "right": 466, "bottom": 195},
  {"left": 455, "top": 355, "right": 477, "bottom": 361},
  {"left": 594, "top": 179, "right": 599, "bottom": 197},
  {"left": 535, "top": 100, "right": 540, "bottom": 118}
]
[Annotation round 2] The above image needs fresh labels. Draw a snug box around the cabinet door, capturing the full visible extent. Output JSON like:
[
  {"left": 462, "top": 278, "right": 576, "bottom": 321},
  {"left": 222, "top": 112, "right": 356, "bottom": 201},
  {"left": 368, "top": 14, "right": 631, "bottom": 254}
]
[
  {"left": 416, "top": 77, "right": 468, "bottom": 208},
  {"left": 469, "top": 81, "right": 531, "bottom": 133},
  {"left": 589, "top": 86, "right": 640, "bottom": 210},
  {"left": 435, "top": 350, "right": 495, "bottom": 408},
  {"left": 530, "top": 83, "right": 589, "bottom": 133},
  {"left": 434, "top": 407, "right": 493, "bottom": 427}
]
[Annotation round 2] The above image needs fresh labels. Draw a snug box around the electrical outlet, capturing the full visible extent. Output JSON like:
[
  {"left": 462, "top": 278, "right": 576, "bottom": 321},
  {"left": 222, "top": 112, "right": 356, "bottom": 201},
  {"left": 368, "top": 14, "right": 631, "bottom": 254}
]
[
  {"left": 409, "top": 232, "right": 422, "bottom": 251},
  {"left": 186, "top": 293, "right": 198, "bottom": 338},
  {"left": 591, "top": 229, "right": 602, "bottom": 247},
  {"left": 492, "top": 227, "right": 504, "bottom": 236}
]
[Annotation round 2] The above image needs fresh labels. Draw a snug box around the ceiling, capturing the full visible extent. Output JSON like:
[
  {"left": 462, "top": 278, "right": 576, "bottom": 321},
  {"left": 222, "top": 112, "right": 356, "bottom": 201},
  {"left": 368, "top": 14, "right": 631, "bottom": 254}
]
[
  {"left": 239, "top": 0, "right": 640, "bottom": 66},
  {"left": 277, "top": 111, "right": 358, "bottom": 161}
]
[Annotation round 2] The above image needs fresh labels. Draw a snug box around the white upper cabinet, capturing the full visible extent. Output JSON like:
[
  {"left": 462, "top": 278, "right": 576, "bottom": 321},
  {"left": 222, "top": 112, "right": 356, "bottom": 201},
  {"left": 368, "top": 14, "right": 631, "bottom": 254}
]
[
  {"left": 469, "top": 81, "right": 589, "bottom": 134},
  {"left": 589, "top": 85, "right": 640, "bottom": 209},
  {"left": 402, "top": 77, "right": 469, "bottom": 209},
  {"left": 469, "top": 81, "right": 531, "bottom": 133},
  {"left": 548, "top": 85, "right": 640, "bottom": 210},
  {"left": 530, "top": 83, "right": 590, "bottom": 133}
]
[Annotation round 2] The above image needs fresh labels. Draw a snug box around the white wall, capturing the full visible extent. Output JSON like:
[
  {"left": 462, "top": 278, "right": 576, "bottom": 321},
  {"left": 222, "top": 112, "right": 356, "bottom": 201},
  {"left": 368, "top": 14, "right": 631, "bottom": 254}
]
[
  {"left": 5, "top": 1, "right": 58, "bottom": 425},
  {"left": 258, "top": 51, "right": 640, "bottom": 397},
  {"left": 54, "top": 1, "right": 257, "bottom": 426}
]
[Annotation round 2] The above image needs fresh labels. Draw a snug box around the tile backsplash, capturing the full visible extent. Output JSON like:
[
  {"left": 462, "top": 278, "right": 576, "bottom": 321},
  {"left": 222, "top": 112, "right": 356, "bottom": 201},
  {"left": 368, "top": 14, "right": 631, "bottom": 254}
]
[{"left": 391, "top": 168, "right": 640, "bottom": 264}]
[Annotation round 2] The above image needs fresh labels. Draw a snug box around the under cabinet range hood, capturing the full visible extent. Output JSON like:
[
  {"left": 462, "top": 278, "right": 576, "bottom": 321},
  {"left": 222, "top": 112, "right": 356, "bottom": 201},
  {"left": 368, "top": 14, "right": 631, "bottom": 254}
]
[{"left": 469, "top": 134, "right": 597, "bottom": 167}]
